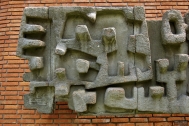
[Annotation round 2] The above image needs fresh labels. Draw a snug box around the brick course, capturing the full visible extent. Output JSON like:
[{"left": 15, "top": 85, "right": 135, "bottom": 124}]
[{"left": 1, "top": 0, "right": 189, "bottom": 125}]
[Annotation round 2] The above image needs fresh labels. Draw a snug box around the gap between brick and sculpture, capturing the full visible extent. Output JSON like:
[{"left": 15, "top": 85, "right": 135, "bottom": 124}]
[{"left": 16, "top": 6, "right": 189, "bottom": 115}]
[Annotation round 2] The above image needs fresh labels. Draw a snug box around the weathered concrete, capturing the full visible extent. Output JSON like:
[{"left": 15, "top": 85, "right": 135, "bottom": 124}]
[{"left": 17, "top": 7, "right": 189, "bottom": 114}]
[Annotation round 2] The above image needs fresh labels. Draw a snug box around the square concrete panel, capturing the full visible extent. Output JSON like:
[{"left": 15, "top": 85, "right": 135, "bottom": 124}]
[{"left": 17, "top": 6, "right": 189, "bottom": 114}]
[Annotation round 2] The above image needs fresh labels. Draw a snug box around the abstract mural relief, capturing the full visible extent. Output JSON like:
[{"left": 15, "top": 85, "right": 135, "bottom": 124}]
[{"left": 17, "top": 6, "right": 189, "bottom": 114}]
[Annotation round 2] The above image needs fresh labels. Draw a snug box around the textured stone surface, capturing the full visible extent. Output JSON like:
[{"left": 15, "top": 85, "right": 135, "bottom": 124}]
[
  {"left": 104, "top": 87, "right": 137, "bottom": 110},
  {"left": 161, "top": 10, "right": 187, "bottom": 45},
  {"left": 17, "top": 7, "right": 189, "bottom": 114},
  {"left": 138, "top": 86, "right": 169, "bottom": 113}
]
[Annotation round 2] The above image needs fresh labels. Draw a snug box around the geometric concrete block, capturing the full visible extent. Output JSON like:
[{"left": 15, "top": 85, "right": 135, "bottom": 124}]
[
  {"left": 138, "top": 87, "right": 169, "bottom": 113},
  {"left": 102, "top": 27, "right": 117, "bottom": 52},
  {"left": 149, "top": 86, "right": 164, "bottom": 99},
  {"left": 55, "top": 42, "right": 67, "bottom": 55},
  {"left": 73, "top": 89, "right": 96, "bottom": 112},
  {"left": 104, "top": 87, "right": 137, "bottom": 110},
  {"left": 156, "top": 54, "right": 189, "bottom": 113},
  {"left": 24, "top": 87, "right": 54, "bottom": 113},
  {"left": 161, "top": 10, "right": 187, "bottom": 45},
  {"left": 76, "top": 59, "right": 90, "bottom": 73}
]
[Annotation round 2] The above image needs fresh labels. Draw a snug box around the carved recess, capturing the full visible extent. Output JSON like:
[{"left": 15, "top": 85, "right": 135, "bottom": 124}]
[{"left": 17, "top": 7, "right": 189, "bottom": 114}]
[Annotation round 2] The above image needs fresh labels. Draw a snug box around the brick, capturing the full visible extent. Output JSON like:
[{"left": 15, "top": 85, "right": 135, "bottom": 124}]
[
  {"left": 59, "top": 104, "right": 69, "bottom": 109},
  {"left": 0, "top": 100, "right": 17, "bottom": 105},
  {"left": 178, "top": 2, "right": 189, "bottom": 5},
  {"left": 172, "top": 114, "right": 189, "bottom": 117},
  {"left": 107, "top": 0, "right": 122, "bottom": 2},
  {"left": 91, "top": 0, "right": 106, "bottom": 2},
  {"left": 161, "top": 2, "right": 177, "bottom": 5},
  {"left": 140, "top": 0, "right": 155, "bottom": 1},
  {"left": 0, "top": 119, "right": 17, "bottom": 123},
  {"left": 59, "top": 114, "right": 77, "bottom": 118},
  {"left": 92, "top": 119, "right": 110, "bottom": 123},
  {"left": 41, "top": 114, "right": 59, "bottom": 118},
  {"left": 4, "top": 105, "right": 21, "bottom": 109},
  {"left": 4, "top": 115, "right": 21, "bottom": 119},
  {"left": 0, "top": 87, "right": 5, "bottom": 91},
  {"left": 20, "top": 115, "right": 40, "bottom": 119},
  {"left": 130, "top": 118, "right": 148, "bottom": 123},
  {"left": 149, "top": 117, "right": 166, "bottom": 122},
  {"left": 95, "top": 3, "right": 111, "bottom": 6},
  {"left": 57, "top": 0, "right": 73, "bottom": 2},
  {"left": 117, "top": 123, "right": 135, "bottom": 126},
  {"left": 7, "top": 78, "right": 23, "bottom": 82},
  {"left": 167, "top": 117, "right": 185, "bottom": 121},
  {"left": 128, "top": 3, "right": 144, "bottom": 6},
  {"left": 6, "top": 86, "right": 22, "bottom": 91},
  {"left": 60, "top": 125, "right": 77, "bottom": 126},
  {"left": 4, "top": 56, "right": 20, "bottom": 60},
  {"left": 3, "top": 124, "right": 20, "bottom": 126},
  {"left": 111, "top": 118, "right": 129, "bottom": 122},
  {"left": 123, "top": 0, "right": 139, "bottom": 2},
  {"left": 78, "top": 3, "right": 95, "bottom": 6},
  {"left": 54, "top": 119, "right": 72, "bottom": 123},
  {"left": 0, "top": 110, "right": 16, "bottom": 114},
  {"left": 17, "top": 110, "right": 35, "bottom": 114},
  {"left": 1, "top": 82, "right": 18, "bottom": 86},
  {"left": 74, "top": 119, "right": 91, "bottom": 123},
  {"left": 3, "top": 65, "right": 19, "bottom": 68},
  {"left": 154, "top": 122, "right": 172, "bottom": 126},
  {"left": 173, "top": 6, "right": 188, "bottom": 10},
  {"left": 112, "top": 3, "right": 127, "bottom": 6},
  {"left": 136, "top": 123, "right": 153, "bottom": 126},
  {"left": 157, "top": 6, "right": 172, "bottom": 9},
  {"left": 18, "top": 119, "right": 35, "bottom": 123},
  {"left": 54, "top": 110, "right": 73, "bottom": 114},
  {"left": 9, "top": 1, "right": 25, "bottom": 4},
  {"left": 41, "top": 0, "right": 57, "bottom": 3},
  {"left": 17, "top": 100, "right": 24, "bottom": 105},
  {"left": 19, "top": 82, "right": 30, "bottom": 86},
  {"left": 97, "top": 115, "right": 115, "bottom": 118},
  {"left": 36, "top": 119, "right": 53, "bottom": 123},
  {"left": 98, "top": 124, "right": 116, "bottom": 126},
  {"left": 74, "top": 0, "right": 89, "bottom": 2},
  {"left": 153, "top": 114, "right": 171, "bottom": 117},
  {"left": 135, "top": 114, "right": 152, "bottom": 117},
  {"left": 2, "top": 73, "right": 19, "bottom": 77},
  {"left": 5, "top": 96, "right": 22, "bottom": 100},
  {"left": 146, "top": 10, "right": 161, "bottom": 13}
]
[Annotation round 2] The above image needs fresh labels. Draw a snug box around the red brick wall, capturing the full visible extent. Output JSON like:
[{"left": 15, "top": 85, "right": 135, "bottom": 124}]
[{"left": 1, "top": 0, "right": 189, "bottom": 125}]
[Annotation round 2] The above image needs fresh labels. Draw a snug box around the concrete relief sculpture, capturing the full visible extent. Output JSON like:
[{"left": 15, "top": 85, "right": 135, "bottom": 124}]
[{"left": 17, "top": 6, "right": 189, "bottom": 114}]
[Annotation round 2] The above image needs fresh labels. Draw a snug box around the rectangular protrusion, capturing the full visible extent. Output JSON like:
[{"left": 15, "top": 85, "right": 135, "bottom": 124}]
[
  {"left": 149, "top": 86, "right": 164, "bottom": 98},
  {"left": 29, "top": 57, "right": 44, "bottom": 70},
  {"left": 156, "top": 59, "right": 169, "bottom": 74},
  {"left": 123, "top": 7, "right": 134, "bottom": 20},
  {"left": 85, "top": 92, "right": 96, "bottom": 104},
  {"left": 127, "top": 35, "right": 135, "bottom": 53},
  {"left": 29, "top": 81, "right": 48, "bottom": 93},
  {"left": 117, "top": 61, "right": 124, "bottom": 76},
  {"left": 24, "top": 7, "right": 48, "bottom": 19},
  {"left": 134, "top": 6, "right": 145, "bottom": 21},
  {"left": 174, "top": 54, "right": 189, "bottom": 72},
  {"left": 136, "top": 34, "right": 150, "bottom": 55}
]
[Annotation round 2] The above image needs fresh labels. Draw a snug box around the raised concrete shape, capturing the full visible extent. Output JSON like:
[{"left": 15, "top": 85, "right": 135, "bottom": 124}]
[
  {"left": 161, "top": 10, "right": 187, "bottom": 45},
  {"left": 104, "top": 87, "right": 137, "bottom": 110},
  {"left": 138, "top": 86, "right": 169, "bottom": 113},
  {"left": 17, "top": 7, "right": 189, "bottom": 114}
]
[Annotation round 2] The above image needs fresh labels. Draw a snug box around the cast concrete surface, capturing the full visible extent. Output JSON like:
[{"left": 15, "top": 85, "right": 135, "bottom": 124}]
[{"left": 16, "top": 6, "right": 189, "bottom": 115}]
